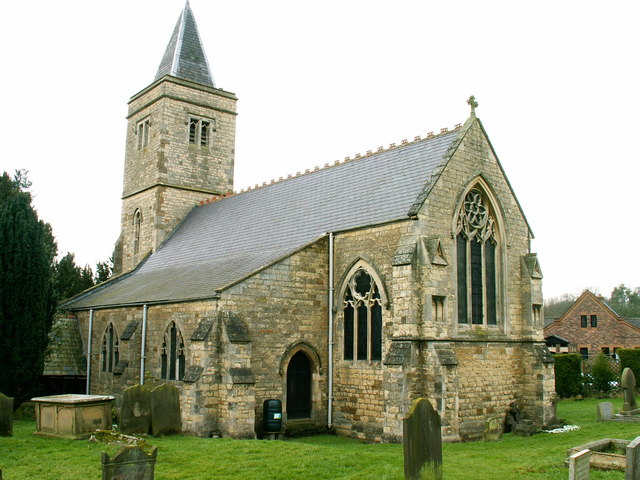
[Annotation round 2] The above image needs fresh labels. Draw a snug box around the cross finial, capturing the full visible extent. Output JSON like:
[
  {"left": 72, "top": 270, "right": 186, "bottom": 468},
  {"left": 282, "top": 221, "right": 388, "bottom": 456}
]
[{"left": 467, "top": 95, "right": 478, "bottom": 116}]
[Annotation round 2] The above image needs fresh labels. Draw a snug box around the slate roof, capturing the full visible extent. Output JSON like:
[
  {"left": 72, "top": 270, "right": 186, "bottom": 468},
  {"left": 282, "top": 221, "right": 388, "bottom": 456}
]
[
  {"left": 64, "top": 127, "right": 463, "bottom": 310},
  {"left": 42, "top": 317, "right": 86, "bottom": 376},
  {"left": 155, "top": 1, "right": 215, "bottom": 87}
]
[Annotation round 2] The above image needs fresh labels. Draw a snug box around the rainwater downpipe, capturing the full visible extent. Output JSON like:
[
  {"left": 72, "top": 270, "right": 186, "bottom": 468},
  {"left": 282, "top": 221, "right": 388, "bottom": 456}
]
[
  {"left": 140, "top": 304, "right": 149, "bottom": 385},
  {"left": 328, "top": 233, "right": 335, "bottom": 428},
  {"left": 85, "top": 309, "right": 94, "bottom": 394}
]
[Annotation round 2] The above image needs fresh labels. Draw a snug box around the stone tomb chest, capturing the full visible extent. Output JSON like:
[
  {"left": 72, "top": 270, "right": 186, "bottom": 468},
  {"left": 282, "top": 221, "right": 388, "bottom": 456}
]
[{"left": 32, "top": 394, "right": 114, "bottom": 439}]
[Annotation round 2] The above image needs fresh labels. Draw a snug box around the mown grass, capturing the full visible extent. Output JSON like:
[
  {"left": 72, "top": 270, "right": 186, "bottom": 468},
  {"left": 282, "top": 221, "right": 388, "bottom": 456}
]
[{"left": 1, "top": 398, "right": 638, "bottom": 479}]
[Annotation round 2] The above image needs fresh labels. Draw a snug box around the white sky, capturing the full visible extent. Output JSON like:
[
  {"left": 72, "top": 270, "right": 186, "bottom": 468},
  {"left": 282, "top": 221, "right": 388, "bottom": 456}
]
[{"left": 1, "top": 0, "right": 638, "bottom": 300}]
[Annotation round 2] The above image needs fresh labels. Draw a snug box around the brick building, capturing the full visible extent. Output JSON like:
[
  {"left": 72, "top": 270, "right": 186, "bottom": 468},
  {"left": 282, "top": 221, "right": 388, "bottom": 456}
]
[
  {"left": 63, "top": 2, "right": 554, "bottom": 442},
  {"left": 544, "top": 290, "right": 640, "bottom": 359}
]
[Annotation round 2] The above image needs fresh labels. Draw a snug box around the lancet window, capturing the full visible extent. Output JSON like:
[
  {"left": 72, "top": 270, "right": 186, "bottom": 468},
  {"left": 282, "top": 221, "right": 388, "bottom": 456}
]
[
  {"left": 133, "top": 209, "right": 142, "bottom": 255},
  {"left": 101, "top": 323, "right": 119, "bottom": 373},
  {"left": 161, "top": 322, "right": 186, "bottom": 381},
  {"left": 456, "top": 188, "right": 498, "bottom": 325},
  {"left": 343, "top": 268, "right": 383, "bottom": 361}
]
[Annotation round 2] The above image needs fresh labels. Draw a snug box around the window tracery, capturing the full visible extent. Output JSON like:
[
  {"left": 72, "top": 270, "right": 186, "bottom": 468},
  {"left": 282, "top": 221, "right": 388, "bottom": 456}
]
[
  {"left": 343, "top": 268, "right": 383, "bottom": 361},
  {"left": 161, "top": 322, "right": 186, "bottom": 381},
  {"left": 456, "top": 188, "right": 498, "bottom": 326},
  {"left": 101, "top": 323, "right": 119, "bottom": 373}
]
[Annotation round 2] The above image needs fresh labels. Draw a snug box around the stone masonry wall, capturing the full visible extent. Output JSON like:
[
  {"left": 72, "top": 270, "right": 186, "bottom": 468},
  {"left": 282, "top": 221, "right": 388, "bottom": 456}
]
[
  {"left": 77, "top": 240, "right": 329, "bottom": 438},
  {"left": 117, "top": 76, "right": 237, "bottom": 273}
]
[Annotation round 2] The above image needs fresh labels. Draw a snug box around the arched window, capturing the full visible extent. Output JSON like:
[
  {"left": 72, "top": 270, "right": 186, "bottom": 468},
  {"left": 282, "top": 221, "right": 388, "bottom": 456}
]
[
  {"left": 133, "top": 209, "right": 142, "bottom": 254},
  {"left": 101, "top": 323, "right": 119, "bottom": 373},
  {"left": 455, "top": 188, "right": 499, "bottom": 325},
  {"left": 161, "top": 322, "right": 186, "bottom": 381},
  {"left": 343, "top": 268, "right": 383, "bottom": 361}
]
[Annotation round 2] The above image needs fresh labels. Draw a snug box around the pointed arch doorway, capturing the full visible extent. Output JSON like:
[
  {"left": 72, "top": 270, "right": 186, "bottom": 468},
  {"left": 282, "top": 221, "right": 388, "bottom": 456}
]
[{"left": 286, "top": 351, "right": 312, "bottom": 419}]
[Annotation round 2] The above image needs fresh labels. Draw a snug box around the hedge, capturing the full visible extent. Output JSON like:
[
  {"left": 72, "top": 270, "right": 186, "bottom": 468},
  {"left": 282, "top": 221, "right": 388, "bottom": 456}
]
[
  {"left": 618, "top": 349, "right": 640, "bottom": 381},
  {"left": 554, "top": 353, "right": 583, "bottom": 398}
]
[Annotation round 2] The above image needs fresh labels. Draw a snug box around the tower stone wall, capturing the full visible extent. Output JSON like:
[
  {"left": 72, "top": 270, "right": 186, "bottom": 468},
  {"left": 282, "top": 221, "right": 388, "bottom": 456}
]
[{"left": 116, "top": 76, "right": 237, "bottom": 273}]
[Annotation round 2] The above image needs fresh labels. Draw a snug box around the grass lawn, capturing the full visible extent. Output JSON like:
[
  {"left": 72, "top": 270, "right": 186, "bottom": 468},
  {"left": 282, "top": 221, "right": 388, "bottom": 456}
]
[{"left": 1, "top": 397, "right": 639, "bottom": 479}]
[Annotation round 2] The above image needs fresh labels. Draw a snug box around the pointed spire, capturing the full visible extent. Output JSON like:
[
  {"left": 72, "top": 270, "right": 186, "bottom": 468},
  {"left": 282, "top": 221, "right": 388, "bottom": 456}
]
[{"left": 155, "top": 1, "right": 215, "bottom": 87}]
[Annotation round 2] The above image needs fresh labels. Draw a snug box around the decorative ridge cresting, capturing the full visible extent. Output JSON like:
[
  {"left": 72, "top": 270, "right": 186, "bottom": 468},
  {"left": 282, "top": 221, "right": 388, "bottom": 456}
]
[{"left": 197, "top": 123, "right": 463, "bottom": 207}]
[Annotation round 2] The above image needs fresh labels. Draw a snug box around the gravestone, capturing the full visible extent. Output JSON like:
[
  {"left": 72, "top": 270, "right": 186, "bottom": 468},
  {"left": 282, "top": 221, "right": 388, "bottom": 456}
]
[
  {"left": 0, "top": 393, "right": 13, "bottom": 437},
  {"left": 621, "top": 368, "right": 638, "bottom": 413},
  {"left": 101, "top": 445, "right": 157, "bottom": 480},
  {"left": 150, "top": 384, "right": 181, "bottom": 436},
  {"left": 569, "top": 449, "right": 590, "bottom": 480},
  {"left": 120, "top": 384, "right": 151, "bottom": 435},
  {"left": 597, "top": 402, "right": 613, "bottom": 422},
  {"left": 627, "top": 436, "right": 640, "bottom": 480},
  {"left": 403, "top": 398, "right": 442, "bottom": 480}
]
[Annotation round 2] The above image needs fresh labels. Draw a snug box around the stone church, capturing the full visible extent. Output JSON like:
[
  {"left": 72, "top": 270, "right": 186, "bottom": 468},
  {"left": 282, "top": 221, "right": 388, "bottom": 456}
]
[{"left": 64, "top": 2, "right": 555, "bottom": 442}]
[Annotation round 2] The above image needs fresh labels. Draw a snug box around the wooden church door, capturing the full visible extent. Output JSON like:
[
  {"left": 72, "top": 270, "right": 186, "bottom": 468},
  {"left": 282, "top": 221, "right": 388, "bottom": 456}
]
[{"left": 286, "top": 351, "right": 312, "bottom": 419}]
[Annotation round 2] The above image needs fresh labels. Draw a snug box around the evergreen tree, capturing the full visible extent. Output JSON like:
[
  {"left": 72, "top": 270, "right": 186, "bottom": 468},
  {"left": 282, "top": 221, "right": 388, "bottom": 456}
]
[
  {"left": 609, "top": 284, "right": 640, "bottom": 318},
  {"left": 0, "top": 171, "right": 57, "bottom": 403},
  {"left": 94, "top": 256, "right": 113, "bottom": 284},
  {"left": 53, "top": 253, "right": 94, "bottom": 302}
]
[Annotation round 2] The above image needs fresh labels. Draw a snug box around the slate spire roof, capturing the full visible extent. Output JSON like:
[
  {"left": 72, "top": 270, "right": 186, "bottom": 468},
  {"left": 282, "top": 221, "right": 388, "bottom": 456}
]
[
  {"left": 64, "top": 125, "right": 468, "bottom": 310},
  {"left": 155, "top": 1, "right": 215, "bottom": 87}
]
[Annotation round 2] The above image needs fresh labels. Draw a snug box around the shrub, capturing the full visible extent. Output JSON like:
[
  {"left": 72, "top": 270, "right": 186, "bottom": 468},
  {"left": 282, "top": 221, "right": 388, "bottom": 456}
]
[
  {"left": 554, "top": 353, "right": 583, "bottom": 398},
  {"left": 618, "top": 349, "right": 640, "bottom": 382},
  {"left": 591, "top": 353, "right": 617, "bottom": 394}
]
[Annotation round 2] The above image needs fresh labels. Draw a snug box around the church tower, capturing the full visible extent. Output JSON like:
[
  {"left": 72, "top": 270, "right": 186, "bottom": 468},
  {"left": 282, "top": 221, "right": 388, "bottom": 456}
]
[{"left": 114, "top": 2, "right": 237, "bottom": 274}]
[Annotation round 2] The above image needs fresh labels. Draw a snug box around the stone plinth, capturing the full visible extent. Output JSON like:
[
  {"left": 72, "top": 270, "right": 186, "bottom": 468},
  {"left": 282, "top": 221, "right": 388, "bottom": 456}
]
[{"left": 32, "top": 394, "right": 114, "bottom": 439}]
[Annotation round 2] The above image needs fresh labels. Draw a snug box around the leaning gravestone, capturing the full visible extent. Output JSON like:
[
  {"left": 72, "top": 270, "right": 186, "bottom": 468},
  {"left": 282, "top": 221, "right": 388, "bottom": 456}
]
[
  {"left": 597, "top": 402, "right": 613, "bottom": 422},
  {"left": 101, "top": 445, "right": 157, "bottom": 480},
  {"left": 120, "top": 384, "right": 152, "bottom": 435},
  {"left": 150, "top": 384, "right": 181, "bottom": 437},
  {"left": 569, "top": 449, "right": 590, "bottom": 480},
  {"left": 0, "top": 393, "right": 13, "bottom": 437},
  {"left": 403, "top": 398, "right": 442, "bottom": 480},
  {"left": 627, "top": 436, "right": 640, "bottom": 480}
]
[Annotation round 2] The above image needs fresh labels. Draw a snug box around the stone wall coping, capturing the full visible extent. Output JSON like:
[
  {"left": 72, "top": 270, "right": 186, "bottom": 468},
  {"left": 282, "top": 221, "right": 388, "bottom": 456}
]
[{"left": 31, "top": 394, "right": 115, "bottom": 404}]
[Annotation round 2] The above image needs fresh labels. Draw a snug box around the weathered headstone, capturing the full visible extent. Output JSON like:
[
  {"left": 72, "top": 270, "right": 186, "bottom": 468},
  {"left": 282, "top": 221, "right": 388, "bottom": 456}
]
[
  {"left": 597, "top": 402, "right": 613, "bottom": 422},
  {"left": 0, "top": 393, "right": 13, "bottom": 437},
  {"left": 120, "top": 384, "right": 152, "bottom": 435},
  {"left": 403, "top": 398, "right": 442, "bottom": 480},
  {"left": 622, "top": 368, "right": 638, "bottom": 413},
  {"left": 101, "top": 445, "right": 157, "bottom": 480},
  {"left": 569, "top": 449, "right": 590, "bottom": 480},
  {"left": 627, "top": 436, "right": 640, "bottom": 480},
  {"left": 150, "top": 384, "right": 181, "bottom": 437},
  {"left": 484, "top": 416, "right": 502, "bottom": 441}
]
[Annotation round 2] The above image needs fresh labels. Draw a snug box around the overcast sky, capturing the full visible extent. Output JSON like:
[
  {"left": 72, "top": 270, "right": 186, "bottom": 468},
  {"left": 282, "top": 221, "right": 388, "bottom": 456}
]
[{"left": 1, "top": 0, "right": 638, "bottom": 300}]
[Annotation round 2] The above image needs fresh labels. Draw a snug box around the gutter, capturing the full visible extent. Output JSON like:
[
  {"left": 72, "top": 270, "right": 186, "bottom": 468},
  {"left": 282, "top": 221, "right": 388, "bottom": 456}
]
[{"left": 140, "top": 304, "right": 149, "bottom": 385}]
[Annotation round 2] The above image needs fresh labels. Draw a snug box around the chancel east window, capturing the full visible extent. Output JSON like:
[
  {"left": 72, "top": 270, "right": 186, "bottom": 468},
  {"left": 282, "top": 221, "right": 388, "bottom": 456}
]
[
  {"left": 161, "top": 322, "right": 185, "bottom": 381},
  {"left": 456, "top": 188, "right": 498, "bottom": 325},
  {"left": 188, "top": 117, "right": 213, "bottom": 147},
  {"left": 343, "top": 268, "right": 383, "bottom": 361},
  {"left": 101, "top": 323, "right": 119, "bottom": 373}
]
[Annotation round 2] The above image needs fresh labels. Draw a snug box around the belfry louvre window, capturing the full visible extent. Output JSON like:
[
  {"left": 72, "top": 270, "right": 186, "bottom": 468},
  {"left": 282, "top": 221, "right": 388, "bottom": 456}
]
[
  {"left": 101, "top": 323, "right": 119, "bottom": 373},
  {"left": 456, "top": 188, "right": 498, "bottom": 325},
  {"left": 343, "top": 268, "right": 383, "bottom": 361},
  {"left": 188, "top": 117, "right": 213, "bottom": 147},
  {"left": 136, "top": 118, "right": 150, "bottom": 150},
  {"left": 161, "top": 322, "right": 185, "bottom": 381}
]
